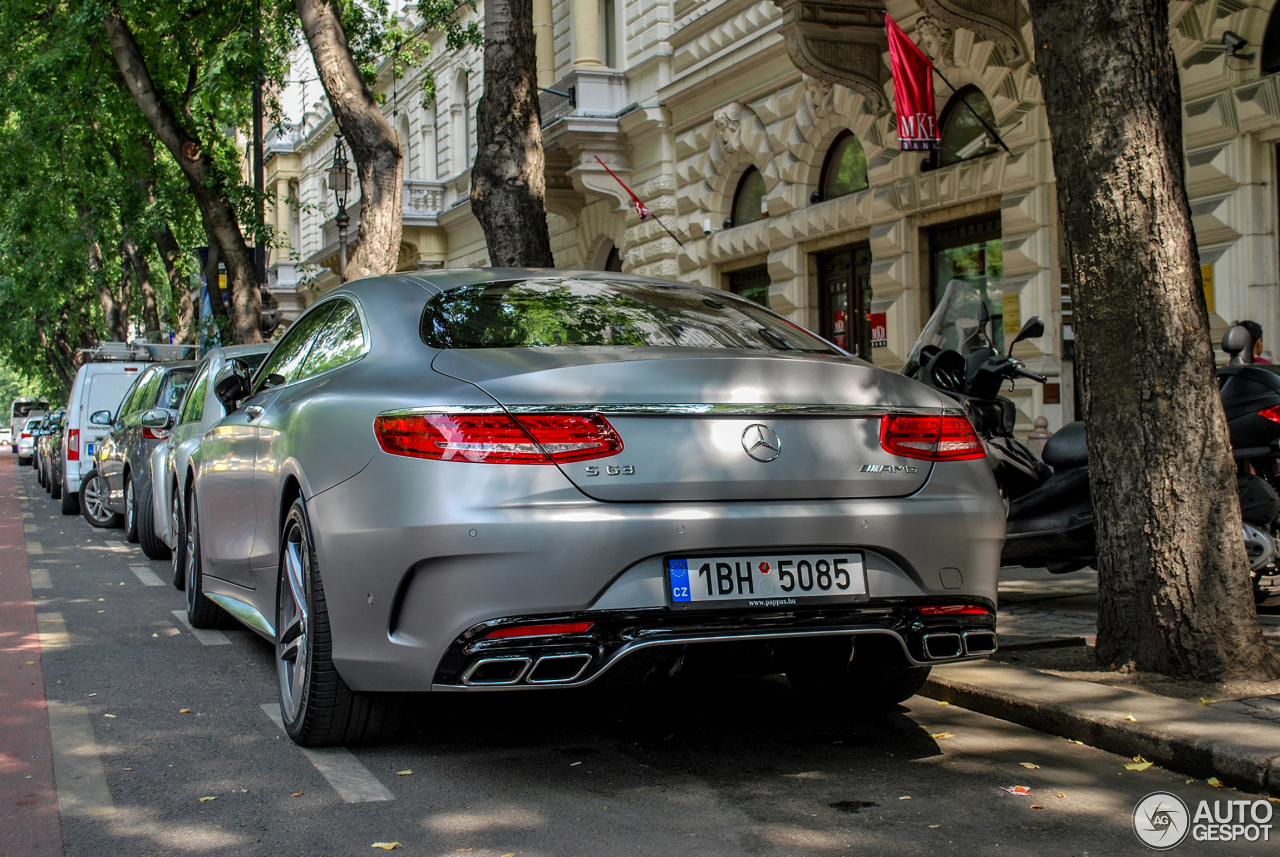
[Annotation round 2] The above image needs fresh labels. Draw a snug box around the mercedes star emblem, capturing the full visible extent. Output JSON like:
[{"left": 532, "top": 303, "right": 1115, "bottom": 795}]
[{"left": 742, "top": 424, "right": 782, "bottom": 462}]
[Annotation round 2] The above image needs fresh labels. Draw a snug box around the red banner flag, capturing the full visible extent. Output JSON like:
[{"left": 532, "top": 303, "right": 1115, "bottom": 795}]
[{"left": 886, "top": 16, "right": 939, "bottom": 151}]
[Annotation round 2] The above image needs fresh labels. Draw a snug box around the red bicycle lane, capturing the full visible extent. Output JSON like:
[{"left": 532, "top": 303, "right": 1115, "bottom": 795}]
[{"left": 0, "top": 454, "right": 63, "bottom": 856}]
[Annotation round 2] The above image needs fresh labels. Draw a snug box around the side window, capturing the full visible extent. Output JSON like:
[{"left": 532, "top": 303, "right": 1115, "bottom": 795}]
[
  {"left": 181, "top": 362, "right": 211, "bottom": 424},
  {"left": 116, "top": 377, "right": 143, "bottom": 421},
  {"left": 159, "top": 370, "right": 195, "bottom": 410},
  {"left": 130, "top": 368, "right": 164, "bottom": 416},
  {"left": 254, "top": 303, "right": 337, "bottom": 393},
  {"left": 298, "top": 301, "right": 366, "bottom": 380}
]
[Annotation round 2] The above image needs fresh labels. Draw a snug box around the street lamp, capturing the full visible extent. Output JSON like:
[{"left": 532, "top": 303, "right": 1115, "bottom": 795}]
[{"left": 328, "top": 133, "right": 352, "bottom": 281}]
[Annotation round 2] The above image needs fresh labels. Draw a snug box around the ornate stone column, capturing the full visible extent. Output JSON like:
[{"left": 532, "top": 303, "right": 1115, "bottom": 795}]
[
  {"left": 573, "top": 0, "right": 604, "bottom": 69},
  {"left": 534, "top": 0, "right": 555, "bottom": 86}
]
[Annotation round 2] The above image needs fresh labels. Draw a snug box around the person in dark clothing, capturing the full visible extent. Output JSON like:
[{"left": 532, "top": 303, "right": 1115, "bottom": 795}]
[{"left": 1239, "top": 320, "right": 1272, "bottom": 364}]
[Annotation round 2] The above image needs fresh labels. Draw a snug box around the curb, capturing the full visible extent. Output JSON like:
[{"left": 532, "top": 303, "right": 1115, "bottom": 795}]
[{"left": 921, "top": 660, "right": 1280, "bottom": 795}]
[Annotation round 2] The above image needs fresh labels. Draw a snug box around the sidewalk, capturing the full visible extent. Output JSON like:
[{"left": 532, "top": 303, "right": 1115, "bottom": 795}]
[{"left": 926, "top": 566, "right": 1280, "bottom": 793}]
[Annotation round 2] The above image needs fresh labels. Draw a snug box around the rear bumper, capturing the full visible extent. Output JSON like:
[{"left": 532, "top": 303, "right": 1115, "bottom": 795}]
[{"left": 303, "top": 452, "right": 1005, "bottom": 693}]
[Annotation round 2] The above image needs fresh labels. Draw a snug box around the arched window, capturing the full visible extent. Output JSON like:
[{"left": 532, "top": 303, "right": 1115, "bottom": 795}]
[
  {"left": 819, "top": 131, "right": 868, "bottom": 201},
  {"left": 399, "top": 115, "right": 413, "bottom": 179},
  {"left": 935, "top": 86, "right": 998, "bottom": 168},
  {"left": 730, "top": 166, "right": 767, "bottom": 228},
  {"left": 1265, "top": 7, "right": 1280, "bottom": 74},
  {"left": 604, "top": 246, "right": 623, "bottom": 272}
]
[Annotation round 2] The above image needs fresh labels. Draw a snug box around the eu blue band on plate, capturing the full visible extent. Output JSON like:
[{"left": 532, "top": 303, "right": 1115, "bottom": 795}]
[{"left": 669, "top": 558, "right": 690, "bottom": 601}]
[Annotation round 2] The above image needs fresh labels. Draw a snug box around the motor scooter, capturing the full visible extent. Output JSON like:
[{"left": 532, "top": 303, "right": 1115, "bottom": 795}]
[{"left": 902, "top": 280, "right": 1280, "bottom": 607}]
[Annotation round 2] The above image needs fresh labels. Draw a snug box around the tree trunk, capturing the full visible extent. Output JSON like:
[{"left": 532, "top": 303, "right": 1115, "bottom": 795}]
[
  {"left": 1028, "top": 0, "right": 1280, "bottom": 681},
  {"left": 156, "top": 226, "right": 195, "bottom": 344},
  {"left": 120, "top": 225, "right": 161, "bottom": 340},
  {"left": 471, "top": 0, "right": 555, "bottom": 267},
  {"left": 203, "top": 237, "right": 231, "bottom": 343},
  {"left": 78, "top": 207, "right": 126, "bottom": 342},
  {"left": 118, "top": 260, "right": 132, "bottom": 338},
  {"left": 104, "top": 10, "right": 262, "bottom": 343},
  {"left": 295, "top": 0, "right": 403, "bottom": 280}
]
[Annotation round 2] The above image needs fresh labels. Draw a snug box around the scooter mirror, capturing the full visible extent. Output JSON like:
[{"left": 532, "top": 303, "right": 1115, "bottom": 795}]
[
  {"left": 1008, "top": 316, "right": 1045, "bottom": 355},
  {"left": 1223, "top": 325, "right": 1254, "bottom": 365}
]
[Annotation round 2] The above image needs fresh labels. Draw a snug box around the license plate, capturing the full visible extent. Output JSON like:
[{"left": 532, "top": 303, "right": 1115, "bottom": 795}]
[
  {"left": 86, "top": 443, "right": 94, "bottom": 455},
  {"left": 667, "top": 552, "right": 867, "bottom": 609}
]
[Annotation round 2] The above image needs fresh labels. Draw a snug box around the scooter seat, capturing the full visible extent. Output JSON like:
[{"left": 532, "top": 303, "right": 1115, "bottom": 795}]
[{"left": 1042, "top": 420, "right": 1088, "bottom": 469}]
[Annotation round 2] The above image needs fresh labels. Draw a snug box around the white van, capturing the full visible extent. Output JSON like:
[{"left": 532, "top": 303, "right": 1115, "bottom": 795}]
[{"left": 60, "top": 342, "right": 196, "bottom": 515}]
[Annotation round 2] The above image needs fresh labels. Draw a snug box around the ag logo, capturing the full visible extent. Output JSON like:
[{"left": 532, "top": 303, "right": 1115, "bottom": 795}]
[{"left": 1133, "top": 791, "right": 1189, "bottom": 850}]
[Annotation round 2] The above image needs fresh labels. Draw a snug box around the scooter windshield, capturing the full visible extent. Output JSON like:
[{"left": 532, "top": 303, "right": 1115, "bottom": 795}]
[{"left": 902, "top": 279, "right": 1003, "bottom": 377}]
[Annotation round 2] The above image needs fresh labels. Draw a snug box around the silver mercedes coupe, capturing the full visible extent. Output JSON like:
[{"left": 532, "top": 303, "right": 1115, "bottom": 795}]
[{"left": 181, "top": 269, "right": 1004, "bottom": 746}]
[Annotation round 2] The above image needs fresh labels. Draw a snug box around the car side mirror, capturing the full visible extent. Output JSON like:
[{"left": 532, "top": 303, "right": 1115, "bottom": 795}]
[
  {"left": 1007, "top": 316, "right": 1045, "bottom": 355},
  {"left": 140, "top": 408, "right": 176, "bottom": 430},
  {"left": 89, "top": 410, "right": 113, "bottom": 426},
  {"left": 213, "top": 359, "right": 253, "bottom": 413},
  {"left": 1223, "top": 324, "right": 1254, "bottom": 366}
]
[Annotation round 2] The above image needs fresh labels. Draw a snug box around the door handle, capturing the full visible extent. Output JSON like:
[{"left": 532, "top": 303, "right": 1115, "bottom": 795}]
[{"left": 245, "top": 406, "right": 264, "bottom": 421}]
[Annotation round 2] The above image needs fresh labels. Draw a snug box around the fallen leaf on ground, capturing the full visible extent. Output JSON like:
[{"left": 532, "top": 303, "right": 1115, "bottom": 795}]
[
  {"left": 1030, "top": 805, "right": 1045, "bottom": 810},
  {"left": 1056, "top": 792, "right": 1066, "bottom": 799},
  {"left": 1268, "top": 798, "right": 1280, "bottom": 804},
  {"left": 291, "top": 792, "right": 303, "bottom": 797},
  {"left": 931, "top": 732, "right": 953, "bottom": 739},
  {"left": 395, "top": 770, "right": 412, "bottom": 776},
  {"left": 569, "top": 762, "right": 582, "bottom": 767},
  {"left": 898, "top": 796, "right": 911, "bottom": 800},
  {"left": 151, "top": 633, "right": 158, "bottom": 638},
  {"left": 123, "top": 768, "right": 132, "bottom": 772},
  {"left": 1126, "top": 761, "right": 1153, "bottom": 771},
  {"left": 1003, "top": 786, "right": 1034, "bottom": 797},
  {"left": 179, "top": 709, "right": 190, "bottom": 714},
  {"left": 103, "top": 714, "right": 116, "bottom": 718},
  {"left": 1018, "top": 763, "right": 1040, "bottom": 769},
  {"left": 1123, "top": 714, "right": 1137, "bottom": 722},
  {"left": 1187, "top": 780, "right": 1195, "bottom": 784},
  {"left": 927, "top": 824, "right": 940, "bottom": 829},
  {"left": 1208, "top": 778, "right": 1225, "bottom": 788},
  {"left": 198, "top": 796, "right": 217, "bottom": 802},
  {"left": 501, "top": 853, "right": 515, "bottom": 856},
  {"left": 371, "top": 844, "right": 402, "bottom": 851},
  {"left": 1066, "top": 739, "right": 1084, "bottom": 745},
  {"left": 26, "top": 661, "right": 34, "bottom": 665},
  {"left": 1199, "top": 698, "right": 1217, "bottom": 706},
  {"left": 937, "top": 701, "right": 949, "bottom": 706}
]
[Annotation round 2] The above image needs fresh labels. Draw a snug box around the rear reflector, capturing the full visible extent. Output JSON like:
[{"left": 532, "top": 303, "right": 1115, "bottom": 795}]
[
  {"left": 485, "top": 621, "right": 595, "bottom": 639},
  {"left": 66, "top": 429, "right": 79, "bottom": 461},
  {"left": 918, "top": 604, "right": 990, "bottom": 616},
  {"left": 880, "top": 414, "right": 985, "bottom": 461},
  {"left": 375, "top": 413, "right": 622, "bottom": 464}
]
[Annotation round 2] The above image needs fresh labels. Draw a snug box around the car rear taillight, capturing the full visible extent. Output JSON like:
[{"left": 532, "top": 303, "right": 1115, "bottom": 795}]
[
  {"left": 66, "top": 429, "right": 79, "bottom": 461},
  {"left": 1260, "top": 405, "right": 1280, "bottom": 424},
  {"left": 918, "top": 604, "right": 990, "bottom": 616},
  {"left": 880, "top": 414, "right": 985, "bottom": 461},
  {"left": 485, "top": 621, "right": 594, "bottom": 639},
  {"left": 374, "top": 413, "right": 623, "bottom": 464},
  {"left": 142, "top": 428, "right": 169, "bottom": 440}
]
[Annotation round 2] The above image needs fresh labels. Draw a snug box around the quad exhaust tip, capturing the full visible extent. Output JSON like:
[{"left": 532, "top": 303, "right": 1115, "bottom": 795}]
[
  {"left": 461, "top": 653, "right": 593, "bottom": 686},
  {"left": 922, "top": 632, "right": 963, "bottom": 660},
  {"left": 962, "top": 630, "right": 998, "bottom": 656}
]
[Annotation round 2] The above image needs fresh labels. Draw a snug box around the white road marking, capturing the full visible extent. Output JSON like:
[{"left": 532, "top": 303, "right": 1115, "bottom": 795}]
[
  {"left": 30, "top": 568, "right": 52, "bottom": 590},
  {"left": 259, "top": 704, "right": 394, "bottom": 802},
  {"left": 130, "top": 565, "right": 165, "bottom": 587},
  {"left": 24, "top": 523, "right": 36, "bottom": 532},
  {"left": 46, "top": 701, "right": 115, "bottom": 817},
  {"left": 36, "top": 612, "right": 70, "bottom": 651},
  {"left": 171, "top": 610, "right": 231, "bottom": 646},
  {"left": 26, "top": 540, "right": 43, "bottom": 554}
]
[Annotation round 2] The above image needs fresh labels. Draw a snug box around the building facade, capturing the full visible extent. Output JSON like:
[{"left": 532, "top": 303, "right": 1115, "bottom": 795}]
[{"left": 263, "top": 0, "right": 1280, "bottom": 436}]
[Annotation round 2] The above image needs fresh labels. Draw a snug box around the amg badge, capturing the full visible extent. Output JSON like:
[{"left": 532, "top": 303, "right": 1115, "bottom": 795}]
[{"left": 860, "top": 464, "right": 919, "bottom": 473}]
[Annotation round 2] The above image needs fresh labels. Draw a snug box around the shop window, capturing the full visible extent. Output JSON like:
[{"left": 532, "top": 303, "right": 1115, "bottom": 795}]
[
  {"left": 818, "top": 245, "right": 873, "bottom": 359},
  {"left": 930, "top": 216, "right": 1004, "bottom": 351},
  {"left": 934, "top": 87, "right": 998, "bottom": 169},
  {"left": 603, "top": 0, "right": 618, "bottom": 68},
  {"left": 819, "top": 131, "right": 869, "bottom": 201},
  {"left": 728, "top": 265, "right": 770, "bottom": 307},
  {"left": 729, "top": 167, "right": 767, "bottom": 228}
]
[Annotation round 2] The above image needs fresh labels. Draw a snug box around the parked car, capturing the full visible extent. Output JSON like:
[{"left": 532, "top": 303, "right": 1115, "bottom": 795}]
[
  {"left": 37, "top": 410, "right": 65, "bottom": 494},
  {"left": 17, "top": 413, "right": 46, "bottom": 465},
  {"left": 43, "top": 411, "right": 66, "bottom": 500},
  {"left": 63, "top": 341, "right": 196, "bottom": 517},
  {"left": 85, "top": 361, "right": 196, "bottom": 545},
  {"left": 0, "top": 427, "right": 11, "bottom": 450},
  {"left": 180, "top": 271, "right": 1004, "bottom": 747},
  {"left": 150, "top": 344, "right": 271, "bottom": 567},
  {"left": 10, "top": 397, "right": 49, "bottom": 454}
]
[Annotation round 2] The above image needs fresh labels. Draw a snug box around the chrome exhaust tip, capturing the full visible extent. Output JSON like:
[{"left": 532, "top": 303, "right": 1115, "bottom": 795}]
[
  {"left": 526, "top": 653, "right": 593, "bottom": 684},
  {"left": 962, "top": 630, "right": 998, "bottom": 656},
  {"left": 461, "top": 656, "right": 533, "bottom": 686},
  {"left": 922, "top": 632, "right": 963, "bottom": 660}
]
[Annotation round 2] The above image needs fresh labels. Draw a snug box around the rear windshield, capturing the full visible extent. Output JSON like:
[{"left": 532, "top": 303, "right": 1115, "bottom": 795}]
[{"left": 420, "top": 279, "right": 838, "bottom": 354}]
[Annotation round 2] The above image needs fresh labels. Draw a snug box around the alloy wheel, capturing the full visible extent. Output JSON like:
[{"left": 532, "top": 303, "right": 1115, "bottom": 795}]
[
  {"left": 277, "top": 520, "right": 311, "bottom": 723},
  {"left": 171, "top": 491, "right": 183, "bottom": 583},
  {"left": 185, "top": 498, "right": 199, "bottom": 612},
  {"left": 84, "top": 475, "right": 110, "bottom": 523},
  {"left": 125, "top": 479, "right": 134, "bottom": 534}
]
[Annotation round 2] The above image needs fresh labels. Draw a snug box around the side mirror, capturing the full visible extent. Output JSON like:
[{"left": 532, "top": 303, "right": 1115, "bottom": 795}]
[
  {"left": 89, "top": 410, "right": 113, "bottom": 426},
  {"left": 1223, "top": 324, "right": 1254, "bottom": 366},
  {"left": 1007, "top": 316, "right": 1046, "bottom": 355},
  {"left": 140, "top": 408, "right": 176, "bottom": 431},
  {"left": 213, "top": 359, "right": 253, "bottom": 413}
]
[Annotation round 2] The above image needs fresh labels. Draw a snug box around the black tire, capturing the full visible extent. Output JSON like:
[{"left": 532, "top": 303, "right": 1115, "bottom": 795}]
[
  {"left": 60, "top": 472, "right": 78, "bottom": 515},
  {"left": 170, "top": 484, "right": 187, "bottom": 590},
  {"left": 80, "top": 470, "right": 122, "bottom": 528},
  {"left": 51, "top": 462, "right": 62, "bottom": 500},
  {"left": 184, "top": 491, "right": 224, "bottom": 628},
  {"left": 37, "top": 455, "right": 46, "bottom": 488},
  {"left": 137, "top": 478, "right": 170, "bottom": 560},
  {"left": 123, "top": 474, "right": 139, "bottom": 543},
  {"left": 783, "top": 635, "right": 931, "bottom": 709},
  {"left": 275, "top": 498, "right": 400, "bottom": 746}
]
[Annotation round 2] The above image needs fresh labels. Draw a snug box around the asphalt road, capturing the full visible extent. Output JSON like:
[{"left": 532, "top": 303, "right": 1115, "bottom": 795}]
[{"left": 7, "top": 457, "right": 1274, "bottom": 857}]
